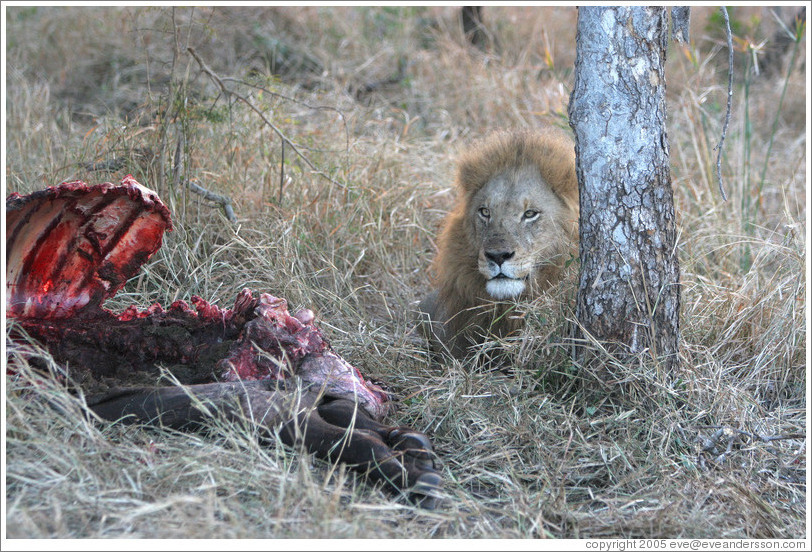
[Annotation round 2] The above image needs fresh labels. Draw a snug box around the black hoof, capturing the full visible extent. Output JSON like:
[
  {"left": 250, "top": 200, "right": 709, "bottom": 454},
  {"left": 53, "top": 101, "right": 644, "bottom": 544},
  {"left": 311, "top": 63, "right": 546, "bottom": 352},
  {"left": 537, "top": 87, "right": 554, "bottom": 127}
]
[
  {"left": 389, "top": 428, "right": 435, "bottom": 470},
  {"left": 408, "top": 471, "right": 443, "bottom": 510}
]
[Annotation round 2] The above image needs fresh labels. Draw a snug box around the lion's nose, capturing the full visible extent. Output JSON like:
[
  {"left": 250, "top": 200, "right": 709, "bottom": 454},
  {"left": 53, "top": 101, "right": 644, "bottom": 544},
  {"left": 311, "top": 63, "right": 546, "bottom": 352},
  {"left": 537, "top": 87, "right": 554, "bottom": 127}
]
[{"left": 485, "top": 250, "right": 515, "bottom": 266}]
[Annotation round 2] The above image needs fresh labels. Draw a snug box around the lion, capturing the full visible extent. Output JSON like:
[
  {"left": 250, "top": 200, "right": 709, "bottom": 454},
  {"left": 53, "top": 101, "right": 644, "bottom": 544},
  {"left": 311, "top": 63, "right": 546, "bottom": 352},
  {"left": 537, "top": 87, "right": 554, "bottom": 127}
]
[{"left": 419, "top": 128, "right": 579, "bottom": 360}]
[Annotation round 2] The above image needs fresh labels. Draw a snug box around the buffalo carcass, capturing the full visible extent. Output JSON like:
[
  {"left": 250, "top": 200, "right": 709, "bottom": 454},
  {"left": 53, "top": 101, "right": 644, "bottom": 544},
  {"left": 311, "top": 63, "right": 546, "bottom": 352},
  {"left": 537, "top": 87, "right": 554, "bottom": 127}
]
[{"left": 5, "top": 176, "right": 442, "bottom": 507}]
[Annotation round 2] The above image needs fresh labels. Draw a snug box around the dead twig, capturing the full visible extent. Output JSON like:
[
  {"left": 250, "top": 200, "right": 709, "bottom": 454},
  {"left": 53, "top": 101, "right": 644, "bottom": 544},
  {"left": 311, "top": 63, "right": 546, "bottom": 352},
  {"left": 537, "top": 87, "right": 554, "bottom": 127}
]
[
  {"left": 172, "top": 131, "right": 237, "bottom": 223},
  {"left": 697, "top": 425, "right": 805, "bottom": 445},
  {"left": 279, "top": 139, "right": 285, "bottom": 204},
  {"left": 697, "top": 425, "right": 804, "bottom": 464},
  {"left": 187, "top": 47, "right": 346, "bottom": 190},
  {"left": 218, "top": 75, "right": 350, "bottom": 151},
  {"left": 713, "top": 6, "right": 733, "bottom": 202},
  {"left": 173, "top": 132, "right": 184, "bottom": 189},
  {"left": 186, "top": 178, "right": 237, "bottom": 223},
  {"left": 169, "top": 130, "right": 236, "bottom": 223}
]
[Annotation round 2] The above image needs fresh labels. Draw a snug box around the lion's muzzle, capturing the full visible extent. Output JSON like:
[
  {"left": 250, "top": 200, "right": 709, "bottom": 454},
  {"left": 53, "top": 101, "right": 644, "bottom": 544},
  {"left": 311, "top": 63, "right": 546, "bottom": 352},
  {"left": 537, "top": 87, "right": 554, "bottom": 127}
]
[{"left": 481, "top": 249, "right": 528, "bottom": 299}]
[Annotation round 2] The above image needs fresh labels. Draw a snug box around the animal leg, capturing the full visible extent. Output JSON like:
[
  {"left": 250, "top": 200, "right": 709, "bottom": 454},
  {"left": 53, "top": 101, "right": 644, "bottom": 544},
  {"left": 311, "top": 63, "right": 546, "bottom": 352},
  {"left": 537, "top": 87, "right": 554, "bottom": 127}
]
[
  {"left": 316, "top": 399, "right": 437, "bottom": 472},
  {"left": 280, "top": 405, "right": 442, "bottom": 508},
  {"left": 87, "top": 380, "right": 296, "bottom": 432},
  {"left": 89, "top": 383, "right": 441, "bottom": 507}
]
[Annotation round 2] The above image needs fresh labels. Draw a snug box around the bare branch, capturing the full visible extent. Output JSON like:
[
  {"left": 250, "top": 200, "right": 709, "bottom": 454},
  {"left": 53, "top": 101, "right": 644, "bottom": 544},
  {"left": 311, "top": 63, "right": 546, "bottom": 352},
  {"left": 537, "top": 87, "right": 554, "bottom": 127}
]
[
  {"left": 219, "top": 76, "right": 350, "bottom": 149},
  {"left": 698, "top": 425, "right": 805, "bottom": 446},
  {"left": 186, "top": 178, "right": 237, "bottom": 223},
  {"left": 714, "top": 6, "right": 734, "bottom": 202},
  {"left": 187, "top": 47, "right": 346, "bottom": 190},
  {"left": 279, "top": 139, "right": 285, "bottom": 204},
  {"left": 173, "top": 131, "right": 184, "bottom": 189}
]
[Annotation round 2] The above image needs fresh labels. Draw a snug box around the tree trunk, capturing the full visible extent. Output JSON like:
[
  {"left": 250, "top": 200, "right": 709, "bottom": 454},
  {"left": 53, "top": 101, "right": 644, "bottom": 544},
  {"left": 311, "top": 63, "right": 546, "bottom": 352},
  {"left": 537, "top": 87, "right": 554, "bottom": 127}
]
[
  {"left": 568, "top": 6, "right": 681, "bottom": 372},
  {"left": 461, "top": 6, "right": 486, "bottom": 49}
]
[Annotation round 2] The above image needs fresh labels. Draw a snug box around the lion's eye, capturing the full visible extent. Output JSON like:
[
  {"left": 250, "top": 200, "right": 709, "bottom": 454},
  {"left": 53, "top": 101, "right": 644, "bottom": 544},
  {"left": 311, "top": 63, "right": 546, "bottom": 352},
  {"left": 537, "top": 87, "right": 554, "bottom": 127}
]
[
  {"left": 478, "top": 207, "right": 490, "bottom": 219},
  {"left": 523, "top": 209, "right": 540, "bottom": 221}
]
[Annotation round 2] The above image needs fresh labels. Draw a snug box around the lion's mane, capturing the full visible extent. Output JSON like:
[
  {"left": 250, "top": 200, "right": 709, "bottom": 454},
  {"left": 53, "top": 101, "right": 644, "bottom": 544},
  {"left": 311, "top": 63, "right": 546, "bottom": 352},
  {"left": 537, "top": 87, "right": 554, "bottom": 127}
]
[{"left": 421, "top": 128, "right": 579, "bottom": 358}]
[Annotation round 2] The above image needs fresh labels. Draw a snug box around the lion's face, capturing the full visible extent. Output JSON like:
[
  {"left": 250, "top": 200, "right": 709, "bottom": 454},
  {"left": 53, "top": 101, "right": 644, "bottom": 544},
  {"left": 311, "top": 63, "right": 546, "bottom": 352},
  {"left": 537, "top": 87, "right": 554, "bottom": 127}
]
[{"left": 469, "top": 165, "right": 569, "bottom": 300}]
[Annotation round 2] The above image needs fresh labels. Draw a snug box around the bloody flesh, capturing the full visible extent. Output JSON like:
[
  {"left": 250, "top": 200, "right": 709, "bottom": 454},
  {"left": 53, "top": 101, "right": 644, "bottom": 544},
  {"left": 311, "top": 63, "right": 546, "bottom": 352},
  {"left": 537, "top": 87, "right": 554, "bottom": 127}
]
[{"left": 5, "top": 177, "right": 390, "bottom": 420}]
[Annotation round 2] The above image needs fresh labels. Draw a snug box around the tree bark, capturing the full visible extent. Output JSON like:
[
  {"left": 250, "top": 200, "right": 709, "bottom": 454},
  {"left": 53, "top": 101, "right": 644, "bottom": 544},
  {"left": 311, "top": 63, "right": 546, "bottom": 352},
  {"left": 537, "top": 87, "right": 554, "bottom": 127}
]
[{"left": 568, "top": 6, "right": 680, "bottom": 372}]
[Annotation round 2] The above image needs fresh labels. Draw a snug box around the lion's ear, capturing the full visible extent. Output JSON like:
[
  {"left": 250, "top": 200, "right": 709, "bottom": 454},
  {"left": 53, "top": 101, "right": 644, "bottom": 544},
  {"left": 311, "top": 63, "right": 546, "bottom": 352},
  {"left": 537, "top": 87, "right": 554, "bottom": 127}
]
[
  {"left": 550, "top": 159, "right": 579, "bottom": 215},
  {"left": 454, "top": 131, "right": 511, "bottom": 195},
  {"left": 455, "top": 149, "right": 495, "bottom": 195},
  {"left": 455, "top": 163, "right": 483, "bottom": 195}
]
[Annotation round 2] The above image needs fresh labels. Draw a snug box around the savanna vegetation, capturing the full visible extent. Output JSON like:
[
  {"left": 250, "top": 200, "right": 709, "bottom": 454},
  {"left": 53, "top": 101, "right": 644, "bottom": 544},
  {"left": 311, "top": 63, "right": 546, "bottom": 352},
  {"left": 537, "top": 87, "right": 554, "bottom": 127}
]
[{"left": 4, "top": 5, "right": 807, "bottom": 539}]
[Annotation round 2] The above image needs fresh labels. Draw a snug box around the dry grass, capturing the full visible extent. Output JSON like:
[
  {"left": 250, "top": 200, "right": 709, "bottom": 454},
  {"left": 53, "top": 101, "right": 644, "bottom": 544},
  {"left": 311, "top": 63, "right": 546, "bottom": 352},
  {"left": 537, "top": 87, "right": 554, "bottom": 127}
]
[{"left": 4, "top": 5, "right": 807, "bottom": 540}]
